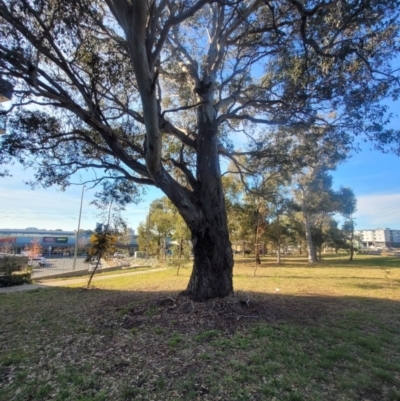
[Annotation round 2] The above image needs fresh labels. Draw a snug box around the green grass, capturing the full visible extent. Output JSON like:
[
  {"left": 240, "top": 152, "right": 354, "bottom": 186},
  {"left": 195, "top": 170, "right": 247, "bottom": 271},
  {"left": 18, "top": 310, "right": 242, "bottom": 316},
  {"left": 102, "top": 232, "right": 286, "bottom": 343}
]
[{"left": 1, "top": 254, "right": 400, "bottom": 401}]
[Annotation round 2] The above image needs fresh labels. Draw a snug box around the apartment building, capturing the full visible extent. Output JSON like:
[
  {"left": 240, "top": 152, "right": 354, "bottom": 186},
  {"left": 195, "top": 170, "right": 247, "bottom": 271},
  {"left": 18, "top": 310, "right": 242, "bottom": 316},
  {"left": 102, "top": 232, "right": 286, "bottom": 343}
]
[{"left": 355, "top": 228, "right": 400, "bottom": 248}]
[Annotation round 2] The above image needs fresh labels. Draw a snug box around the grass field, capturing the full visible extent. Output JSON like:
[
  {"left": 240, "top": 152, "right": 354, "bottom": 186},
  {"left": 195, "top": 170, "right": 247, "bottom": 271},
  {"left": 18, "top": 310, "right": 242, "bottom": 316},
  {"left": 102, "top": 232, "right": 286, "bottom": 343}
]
[{"left": 1, "top": 255, "right": 399, "bottom": 401}]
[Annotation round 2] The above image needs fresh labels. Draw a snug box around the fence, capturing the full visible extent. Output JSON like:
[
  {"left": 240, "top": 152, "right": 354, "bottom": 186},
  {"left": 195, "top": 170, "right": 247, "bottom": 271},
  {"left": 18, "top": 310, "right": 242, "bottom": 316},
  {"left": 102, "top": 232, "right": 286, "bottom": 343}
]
[{"left": 31, "top": 256, "right": 158, "bottom": 279}]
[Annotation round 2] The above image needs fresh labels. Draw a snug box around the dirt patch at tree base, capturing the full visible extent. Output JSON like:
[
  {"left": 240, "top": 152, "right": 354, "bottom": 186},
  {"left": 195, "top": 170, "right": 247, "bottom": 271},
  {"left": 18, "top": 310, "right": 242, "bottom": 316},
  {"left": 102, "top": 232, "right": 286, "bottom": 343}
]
[{"left": 93, "top": 291, "right": 333, "bottom": 335}]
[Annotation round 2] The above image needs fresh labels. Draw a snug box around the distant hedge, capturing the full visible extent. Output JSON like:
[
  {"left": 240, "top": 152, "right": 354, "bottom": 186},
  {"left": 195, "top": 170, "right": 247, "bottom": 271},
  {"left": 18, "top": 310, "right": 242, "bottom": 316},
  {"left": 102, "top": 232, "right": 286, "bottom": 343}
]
[
  {"left": 0, "top": 256, "right": 31, "bottom": 287},
  {"left": 0, "top": 273, "right": 32, "bottom": 287}
]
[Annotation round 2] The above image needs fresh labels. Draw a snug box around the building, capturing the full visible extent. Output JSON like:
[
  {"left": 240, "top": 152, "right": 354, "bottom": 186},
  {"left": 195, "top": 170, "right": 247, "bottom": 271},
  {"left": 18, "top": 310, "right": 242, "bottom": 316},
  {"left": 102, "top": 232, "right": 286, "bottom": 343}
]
[
  {"left": 355, "top": 228, "right": 400, "bottom": 248},
  {"left": 0, "top": 228, "right": 139, "bottom": 255},
  {"left": 390, "top": 229, "right": 400, "bottom": 247}
]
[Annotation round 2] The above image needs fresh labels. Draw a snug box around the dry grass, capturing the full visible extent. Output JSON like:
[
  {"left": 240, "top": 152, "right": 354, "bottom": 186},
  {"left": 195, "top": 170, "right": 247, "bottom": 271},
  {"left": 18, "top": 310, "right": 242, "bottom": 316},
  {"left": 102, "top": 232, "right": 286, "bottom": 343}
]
[{"left": 62, "top": 254, "right": 400, "bottom": 301}]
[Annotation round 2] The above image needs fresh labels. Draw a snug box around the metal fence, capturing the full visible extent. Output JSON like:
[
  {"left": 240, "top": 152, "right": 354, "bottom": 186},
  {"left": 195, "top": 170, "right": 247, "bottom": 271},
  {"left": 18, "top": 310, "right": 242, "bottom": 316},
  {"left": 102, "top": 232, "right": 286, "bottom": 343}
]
[{"left": 31, "top": 256, "right": 158, "bottom": 279}]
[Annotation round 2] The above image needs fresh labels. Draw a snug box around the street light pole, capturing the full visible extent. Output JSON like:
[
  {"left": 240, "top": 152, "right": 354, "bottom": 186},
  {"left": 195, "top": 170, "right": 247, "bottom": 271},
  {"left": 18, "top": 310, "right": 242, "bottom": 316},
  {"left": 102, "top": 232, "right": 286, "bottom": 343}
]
[{"left": 72, "top": 185, "right": 85, "bottom": 270}]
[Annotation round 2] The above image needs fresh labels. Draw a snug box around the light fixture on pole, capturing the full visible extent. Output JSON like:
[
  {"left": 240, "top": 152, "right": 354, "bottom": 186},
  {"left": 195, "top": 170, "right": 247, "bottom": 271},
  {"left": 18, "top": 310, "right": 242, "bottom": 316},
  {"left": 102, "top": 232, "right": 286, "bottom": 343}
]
[{"left": 72, "top": 185, "right": 85, "bottom": 270}]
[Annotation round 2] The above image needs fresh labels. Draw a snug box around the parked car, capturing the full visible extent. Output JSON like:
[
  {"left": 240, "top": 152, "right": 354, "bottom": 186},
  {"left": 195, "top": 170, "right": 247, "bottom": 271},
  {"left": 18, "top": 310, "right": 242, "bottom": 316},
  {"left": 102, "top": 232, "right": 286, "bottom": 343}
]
[
  {"left": 28, "top": 257, "right": 47, "bottom": 267},
  {"left": 113, "top": 252, "right": 127, "bottom": 258},
  {"left": 88, "top": 260, "right": 102, "bottom": 272}
]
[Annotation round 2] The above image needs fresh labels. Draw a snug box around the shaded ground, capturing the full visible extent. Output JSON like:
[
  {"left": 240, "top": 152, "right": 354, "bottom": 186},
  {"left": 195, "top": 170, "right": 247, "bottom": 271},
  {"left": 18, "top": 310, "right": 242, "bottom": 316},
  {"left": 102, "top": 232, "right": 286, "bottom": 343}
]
[{"left": 117, "top": 291, "right": 330, "bottom": 335}]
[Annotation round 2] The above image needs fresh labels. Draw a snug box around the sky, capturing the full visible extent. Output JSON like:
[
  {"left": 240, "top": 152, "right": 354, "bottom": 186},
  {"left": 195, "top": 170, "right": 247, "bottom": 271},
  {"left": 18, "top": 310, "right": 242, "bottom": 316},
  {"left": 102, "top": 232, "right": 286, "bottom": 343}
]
[
  {"left": 0, "top": 164, "right": 163, "bottom": 233},
  {"left": 0, "top": 140, "right": 399, "bottom": 233},
  {"left": 332, "top": 145, "right": 400, "bottom": 230}
]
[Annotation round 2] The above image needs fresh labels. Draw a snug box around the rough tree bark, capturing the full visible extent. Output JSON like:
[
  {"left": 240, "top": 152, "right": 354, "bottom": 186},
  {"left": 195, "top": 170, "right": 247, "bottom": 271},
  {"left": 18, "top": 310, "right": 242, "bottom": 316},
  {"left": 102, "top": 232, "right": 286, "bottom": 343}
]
[
  {"left": 183, "top": 102, "right": 233, "bottom": 301},
  {"left": 185, "top": 209, "right": 233, "bottom": 301}
]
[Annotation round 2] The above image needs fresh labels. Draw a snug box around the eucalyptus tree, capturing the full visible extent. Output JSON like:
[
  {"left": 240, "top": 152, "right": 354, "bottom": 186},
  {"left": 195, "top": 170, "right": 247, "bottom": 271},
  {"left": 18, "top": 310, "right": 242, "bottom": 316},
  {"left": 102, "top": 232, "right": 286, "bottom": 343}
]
[
  {"left": 295, "top": 167, "right": 356, "bottom": 262},
  {"left": 1, "top": 0, "right": 400, "bottom": 299},
  {"left": 263, "top": 201, "right": 296, "bottom": 263},
  {"left": 342, "top": 217, "right": 357, "bottom": 261},
  {"left": 137, "top": 197, "right": 174, "bottom": 257}
]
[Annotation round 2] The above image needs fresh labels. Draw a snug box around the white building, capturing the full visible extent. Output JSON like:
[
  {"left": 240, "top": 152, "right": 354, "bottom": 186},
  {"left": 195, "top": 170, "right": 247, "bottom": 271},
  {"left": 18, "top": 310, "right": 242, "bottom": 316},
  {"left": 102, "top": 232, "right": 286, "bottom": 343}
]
[{"left": 355, "top": 228, "right": 400, "bottom": 248}]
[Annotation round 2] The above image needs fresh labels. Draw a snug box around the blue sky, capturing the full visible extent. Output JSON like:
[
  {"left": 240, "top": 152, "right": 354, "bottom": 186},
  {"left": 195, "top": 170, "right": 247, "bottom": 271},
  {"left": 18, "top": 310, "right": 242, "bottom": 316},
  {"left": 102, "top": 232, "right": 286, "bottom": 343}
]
[
  {"left": 333, "top": 144, "right": 400, "bottom": 230},
  {"left": 0, "top": 164, "right": 160, "bottom": 233},
  {"left": 1, "top": 140, "right": 399, "bottom": 232}
]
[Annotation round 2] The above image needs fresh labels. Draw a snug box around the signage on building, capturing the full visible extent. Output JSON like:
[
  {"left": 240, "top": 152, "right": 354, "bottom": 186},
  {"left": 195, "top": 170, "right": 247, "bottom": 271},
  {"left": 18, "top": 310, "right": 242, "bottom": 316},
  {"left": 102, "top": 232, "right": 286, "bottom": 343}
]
[
  {"left": 0, "top": 237, "right": 16, "bottom": 243},
  {"left": 43, "top": 237, "right": 69, "bottom": 244}
]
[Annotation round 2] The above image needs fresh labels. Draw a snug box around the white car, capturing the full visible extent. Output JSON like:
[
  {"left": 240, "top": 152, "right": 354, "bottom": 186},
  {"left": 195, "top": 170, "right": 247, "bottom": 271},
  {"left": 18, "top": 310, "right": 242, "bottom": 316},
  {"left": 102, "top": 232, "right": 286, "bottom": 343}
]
[
  {"left": 28, "top": 257, "right": 47, "bottom": 267},
  {"left": 88, "top": 260, "right": 102, "bottom": 272},
  {"left": 113, "top": 253, "right": 127, "bottom": 258}
]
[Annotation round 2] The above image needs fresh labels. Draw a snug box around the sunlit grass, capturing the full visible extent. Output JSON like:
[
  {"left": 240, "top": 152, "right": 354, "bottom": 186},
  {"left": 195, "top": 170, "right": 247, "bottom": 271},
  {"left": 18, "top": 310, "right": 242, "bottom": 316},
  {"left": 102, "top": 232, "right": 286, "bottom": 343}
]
[{"left": 62, "top": 254, "right": 400, "bottom": 301}]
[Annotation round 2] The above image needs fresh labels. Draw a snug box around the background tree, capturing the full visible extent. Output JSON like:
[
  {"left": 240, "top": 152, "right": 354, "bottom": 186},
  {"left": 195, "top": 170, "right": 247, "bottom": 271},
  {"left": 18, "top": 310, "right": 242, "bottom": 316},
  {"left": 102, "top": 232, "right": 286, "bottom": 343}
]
[
  {"left": 315, "top": 217, "right": 345, "bottom": 254},
  {"left": 89, "top": 232, "right": 117, "bottom": 259},
  {"left": 137, "top": 221, "right": 160, "bottom": 256},
  {"left": 169, "top": 206, "right": 191, "bottom": 261},
  {"left": 263, "top": 204, "right": 295, "bottom": 264},
  {"left": 0, "top": 240, "right": 14, "bottom": 255},
  {"left": 1, "top": 0, "right": 400, "bottom": 300},
  {"left": 114, "top": 227, "right": 132, "bottom": 255},
  {"left": 145, "top": 198, "right": 175, "bottom": 258},
  {"left": 138, "top": 197, "right": 191, "bottom": 259},
  {"left": 77, "top": 237, "right": 89, "bottom": 256},
  {"left": 26, "top": 239, "right": 42, "bottom": 260},
  {"left": 87, "top": 202, "right": 126, "bottom": 287},
  {"left": 342, "top": 217, "right": 357, "bottom": 261},
  {"left": 295, "top": 166, "right": 356, "bottom": 262},
  {"left": 222, "top": 170, "right": 246, "bottom": 248}
]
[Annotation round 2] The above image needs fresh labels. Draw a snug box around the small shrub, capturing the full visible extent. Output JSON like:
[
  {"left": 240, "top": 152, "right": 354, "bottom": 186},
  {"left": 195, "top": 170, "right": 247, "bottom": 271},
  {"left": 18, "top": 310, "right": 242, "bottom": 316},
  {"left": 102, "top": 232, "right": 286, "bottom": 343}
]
[
  {"left": 0, "top": 256, "right": 28, "bottom": 275},
  {"left": 0, "top": 273, "right": 32, "bottom": 287},
  {"left": 166, "top": 242, "right": 191, "bottom": 275},
  {"left": 0, "top": 256, "right": 31, "bottom": 287}
]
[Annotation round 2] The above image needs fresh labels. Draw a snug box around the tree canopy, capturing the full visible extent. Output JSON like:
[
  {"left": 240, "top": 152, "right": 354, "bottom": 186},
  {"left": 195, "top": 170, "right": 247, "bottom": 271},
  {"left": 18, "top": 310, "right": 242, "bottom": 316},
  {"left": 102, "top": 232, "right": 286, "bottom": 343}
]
[{"left": 1, "top": 0, "right": 400, "bottom": 299}]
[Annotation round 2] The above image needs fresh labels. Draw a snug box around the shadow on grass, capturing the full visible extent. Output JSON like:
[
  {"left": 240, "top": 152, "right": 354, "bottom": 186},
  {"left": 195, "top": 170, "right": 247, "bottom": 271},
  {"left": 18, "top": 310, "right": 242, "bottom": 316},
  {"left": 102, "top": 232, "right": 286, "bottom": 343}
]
[{"left": 2, "top": 285, "right": 399, "bottom": 332}]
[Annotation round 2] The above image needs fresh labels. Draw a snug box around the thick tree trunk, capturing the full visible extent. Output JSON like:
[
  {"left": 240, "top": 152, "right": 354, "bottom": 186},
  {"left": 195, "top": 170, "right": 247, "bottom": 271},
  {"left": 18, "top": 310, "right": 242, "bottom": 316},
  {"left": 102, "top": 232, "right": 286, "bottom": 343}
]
[
  {"left": 304, "top": 217, "right": 317, "bottom": 263},
  {"left": 182, "top": 99, "right": 233, "bottom": 301},
  {"left": 276, "top": 246, "right": 281, "bottom": 264},
  {"left": 185, "top": 217, "right": 233, "bottom": 301}
]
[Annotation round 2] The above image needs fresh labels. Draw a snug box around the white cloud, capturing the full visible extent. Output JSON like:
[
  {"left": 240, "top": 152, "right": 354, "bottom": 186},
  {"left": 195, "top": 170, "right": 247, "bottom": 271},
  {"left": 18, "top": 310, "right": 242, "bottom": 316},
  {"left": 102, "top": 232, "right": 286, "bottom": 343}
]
[{"left": 355, "top": 193, "right": 400, "bottom": 229}]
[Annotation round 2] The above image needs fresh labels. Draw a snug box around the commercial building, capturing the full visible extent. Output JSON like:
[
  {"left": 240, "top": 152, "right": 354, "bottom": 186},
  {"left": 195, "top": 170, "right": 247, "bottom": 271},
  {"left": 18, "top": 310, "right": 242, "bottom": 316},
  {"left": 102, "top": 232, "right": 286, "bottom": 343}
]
[{"left": 0, "top": 228, "right": 139, "bottom": 255}]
